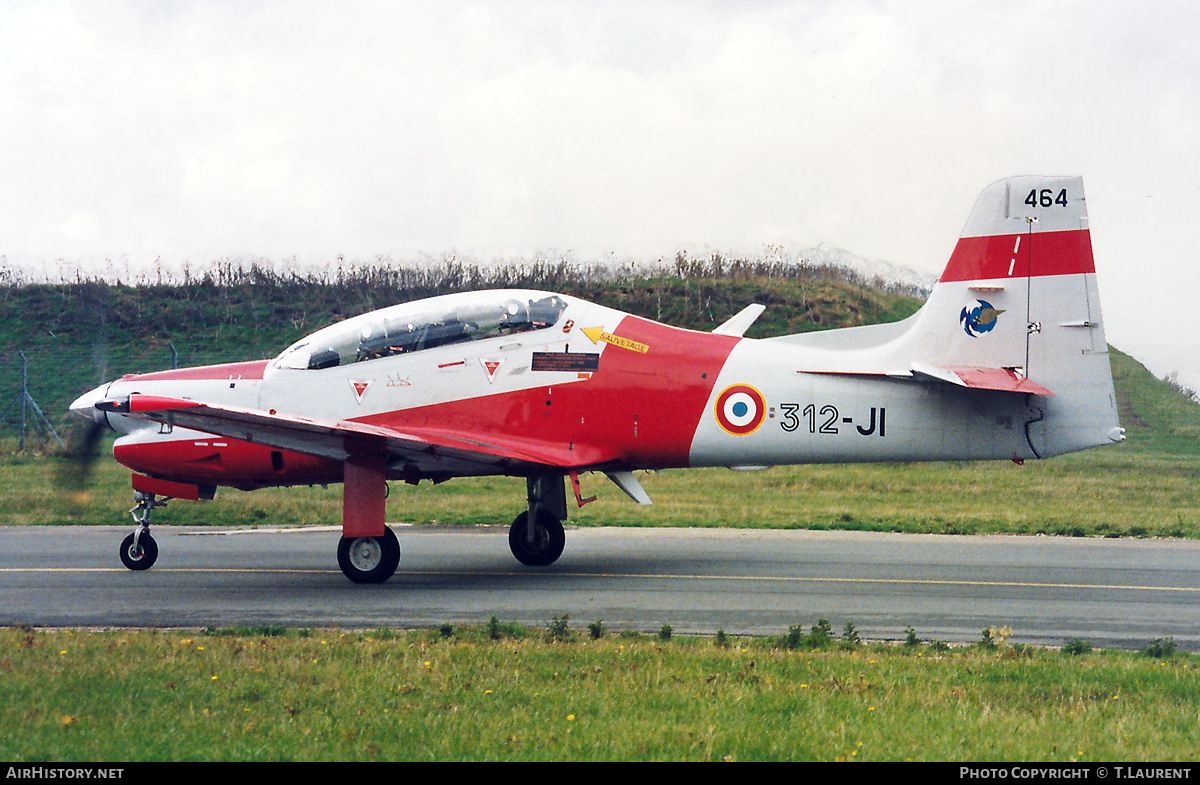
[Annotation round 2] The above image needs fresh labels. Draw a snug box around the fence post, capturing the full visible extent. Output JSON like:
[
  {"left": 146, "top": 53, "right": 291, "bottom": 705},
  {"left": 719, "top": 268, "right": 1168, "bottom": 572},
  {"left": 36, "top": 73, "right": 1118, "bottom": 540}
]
[{"left": 1, "top": 351, "right": 65, "bottom": 451}]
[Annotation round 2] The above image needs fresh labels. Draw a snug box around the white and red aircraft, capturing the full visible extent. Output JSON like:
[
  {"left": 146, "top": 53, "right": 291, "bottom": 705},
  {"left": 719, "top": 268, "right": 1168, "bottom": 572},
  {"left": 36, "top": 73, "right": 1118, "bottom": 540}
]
[{"left": 70, "top": 176, "right": 1124, "bottom": 583}]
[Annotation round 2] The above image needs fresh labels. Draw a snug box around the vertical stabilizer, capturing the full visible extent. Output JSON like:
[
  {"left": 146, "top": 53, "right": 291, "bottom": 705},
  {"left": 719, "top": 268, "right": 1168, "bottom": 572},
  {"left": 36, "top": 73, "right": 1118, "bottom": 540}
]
[{"left": 904, "top": 176, "right": 1122, "bottom": 456}]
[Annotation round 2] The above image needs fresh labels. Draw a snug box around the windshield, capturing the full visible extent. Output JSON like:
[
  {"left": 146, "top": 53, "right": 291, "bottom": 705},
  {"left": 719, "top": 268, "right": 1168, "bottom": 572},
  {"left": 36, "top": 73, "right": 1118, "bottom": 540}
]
[{"left": 272, "top": 291, "right": 569, "bottom": 370}]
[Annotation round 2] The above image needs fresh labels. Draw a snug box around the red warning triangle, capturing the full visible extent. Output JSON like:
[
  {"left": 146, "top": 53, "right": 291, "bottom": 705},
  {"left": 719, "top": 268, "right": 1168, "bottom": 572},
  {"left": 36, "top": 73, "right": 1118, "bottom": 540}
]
[
  {"left": 348, "top": 379, "right": 373, "bottom": 403},
  {"left": 480, "top": 358, "right": 504, "bottom": 383}
]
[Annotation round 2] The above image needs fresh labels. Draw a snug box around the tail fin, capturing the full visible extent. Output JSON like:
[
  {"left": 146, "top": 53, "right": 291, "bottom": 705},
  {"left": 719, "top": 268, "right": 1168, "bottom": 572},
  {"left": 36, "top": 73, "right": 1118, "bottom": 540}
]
[
  {"left": 911, "top": 175, "right": 1123, "bottom": 456},
  {"left": 763, "top": 176, "right": 1124, "bottom": 457}
]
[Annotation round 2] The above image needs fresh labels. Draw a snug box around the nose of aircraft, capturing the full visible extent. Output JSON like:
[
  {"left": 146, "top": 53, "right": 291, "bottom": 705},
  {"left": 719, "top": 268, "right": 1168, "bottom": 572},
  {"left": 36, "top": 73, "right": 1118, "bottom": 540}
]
[{"left": 70, "top": 384, "right": 109, "bottom": 425}]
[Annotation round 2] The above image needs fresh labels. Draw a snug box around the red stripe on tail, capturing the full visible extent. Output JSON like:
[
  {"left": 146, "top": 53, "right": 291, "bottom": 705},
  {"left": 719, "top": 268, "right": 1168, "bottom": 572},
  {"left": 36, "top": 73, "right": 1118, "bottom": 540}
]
[{"left": 939, "top": 229, "right": 1095, "bottom": 283}]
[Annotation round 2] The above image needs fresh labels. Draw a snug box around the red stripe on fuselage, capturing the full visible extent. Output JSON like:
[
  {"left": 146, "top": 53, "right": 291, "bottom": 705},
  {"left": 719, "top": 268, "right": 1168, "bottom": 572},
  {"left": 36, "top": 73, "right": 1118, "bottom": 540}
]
[
  {"left": 121, "top": 359, "right": 270, "bottom": 382},
  {"left": 358, "top": 316, "right": 742, "bottom": 471},
  {"left": 939, "top": 229, "right": 1095, "bottom": 283}
]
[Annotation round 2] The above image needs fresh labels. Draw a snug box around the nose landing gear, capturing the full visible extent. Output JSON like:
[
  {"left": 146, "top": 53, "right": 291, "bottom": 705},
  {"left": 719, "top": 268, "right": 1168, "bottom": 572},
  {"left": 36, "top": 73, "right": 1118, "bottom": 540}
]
[{"left": 120, "top": 491, "right": 165, "bottom": 571}]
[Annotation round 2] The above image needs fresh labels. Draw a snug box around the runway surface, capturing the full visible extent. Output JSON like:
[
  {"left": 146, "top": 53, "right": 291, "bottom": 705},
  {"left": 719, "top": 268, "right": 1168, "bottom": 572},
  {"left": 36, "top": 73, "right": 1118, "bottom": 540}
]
[{"left": 3, "top": 524, "right": 1198, "bottom": 650}]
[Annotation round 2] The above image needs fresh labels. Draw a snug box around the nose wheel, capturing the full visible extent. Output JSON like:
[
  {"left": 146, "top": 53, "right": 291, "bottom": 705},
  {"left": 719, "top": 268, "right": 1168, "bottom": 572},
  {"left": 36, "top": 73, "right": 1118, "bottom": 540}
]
[{"left": 119, "top": 530, "right": 158, "bottom": 570}]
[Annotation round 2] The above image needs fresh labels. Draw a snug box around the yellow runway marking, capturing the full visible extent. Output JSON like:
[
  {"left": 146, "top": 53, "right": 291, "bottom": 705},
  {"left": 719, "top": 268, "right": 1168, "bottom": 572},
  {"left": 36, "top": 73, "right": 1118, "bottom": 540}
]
[
  {"left": 435, "top": 571, "right": 1200, "bottom": 594},
  {"left": 0, "top": 567, "right": 336, "bottom": 575},
  {"left": 5, "top": 567, "right": 1199, "bottom": 594}
]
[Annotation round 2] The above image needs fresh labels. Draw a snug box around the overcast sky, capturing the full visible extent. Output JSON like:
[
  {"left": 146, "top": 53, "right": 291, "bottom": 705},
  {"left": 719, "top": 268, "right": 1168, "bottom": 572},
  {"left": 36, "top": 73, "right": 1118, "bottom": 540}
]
[{"left": 2, "top": 1, "right": 1197, "bottom": 387}]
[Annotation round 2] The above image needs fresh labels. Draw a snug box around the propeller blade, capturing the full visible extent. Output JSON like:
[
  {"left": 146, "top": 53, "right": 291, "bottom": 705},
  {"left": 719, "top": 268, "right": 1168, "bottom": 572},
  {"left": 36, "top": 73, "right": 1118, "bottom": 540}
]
[{"left": 58, "top": 420, "right": 106, "bottom": 490}]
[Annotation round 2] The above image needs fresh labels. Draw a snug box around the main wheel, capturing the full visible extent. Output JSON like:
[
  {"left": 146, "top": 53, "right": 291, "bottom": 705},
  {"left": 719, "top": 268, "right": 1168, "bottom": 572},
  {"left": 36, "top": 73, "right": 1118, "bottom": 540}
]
[
  {"left": 509, "top": 509, "right": 565, "bottom": 566},
  {"left": 337, "top": 527, "right": 401, "bottom": 584},
  {"left": 119, "top": 532, "right": 158, "bottom": 571}
]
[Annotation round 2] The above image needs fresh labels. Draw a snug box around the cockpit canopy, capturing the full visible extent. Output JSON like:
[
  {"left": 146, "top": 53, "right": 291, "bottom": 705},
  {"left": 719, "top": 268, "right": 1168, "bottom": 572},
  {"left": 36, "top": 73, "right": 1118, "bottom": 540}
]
[{"left": 272, "top": 291, "right": 570, "bottom": 371}]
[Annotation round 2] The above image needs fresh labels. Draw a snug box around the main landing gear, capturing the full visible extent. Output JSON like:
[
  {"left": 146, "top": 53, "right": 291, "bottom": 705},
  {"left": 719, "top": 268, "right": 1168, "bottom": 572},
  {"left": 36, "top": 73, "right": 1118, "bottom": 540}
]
[
  {"left": 509, "top": 509, "right": 565, "bottom": 566},
  {"left": 509, "top": 475, "right": 568, "bottom": 566},
  {"left": 336, "top": 527, "right": 401, "bottom": 584},
  {"left": 333, "top": 475, "right": 566, "bottom": 583}
]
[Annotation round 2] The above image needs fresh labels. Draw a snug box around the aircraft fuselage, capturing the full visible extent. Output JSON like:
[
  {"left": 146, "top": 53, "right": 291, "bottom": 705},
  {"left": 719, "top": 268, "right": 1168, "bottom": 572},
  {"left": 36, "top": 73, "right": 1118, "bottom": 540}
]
[{"left": 82, "top": 292, "right": 1050, "bottom": 492}]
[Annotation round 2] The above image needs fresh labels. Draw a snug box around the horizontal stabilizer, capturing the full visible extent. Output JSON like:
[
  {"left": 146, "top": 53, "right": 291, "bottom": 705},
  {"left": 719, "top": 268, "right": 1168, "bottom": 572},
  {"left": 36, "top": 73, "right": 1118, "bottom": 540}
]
[
  {"left": 801, "top": 364, "right": 1053, "bottom": 396},
  {"left": 909, "top": 362, "right": 1054, "bottom": 396}
]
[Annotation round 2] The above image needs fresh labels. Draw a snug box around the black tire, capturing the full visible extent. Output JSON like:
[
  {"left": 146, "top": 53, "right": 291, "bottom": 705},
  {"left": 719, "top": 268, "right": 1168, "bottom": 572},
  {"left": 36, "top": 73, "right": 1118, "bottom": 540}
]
[
  {"left": 509, "top": 509, "right": 565, "bottom": 566},
  {"left": 119, "top": 532, "right": 158, "bottom": 571},
  {"left": 337, "top": 527, "right": 401, "bottom": 584}
]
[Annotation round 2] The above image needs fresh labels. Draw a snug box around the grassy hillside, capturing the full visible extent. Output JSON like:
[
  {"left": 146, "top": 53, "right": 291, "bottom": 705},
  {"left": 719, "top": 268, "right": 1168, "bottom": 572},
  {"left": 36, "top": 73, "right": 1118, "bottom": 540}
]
[
  {"left": 5, "top": 258, "right": 1198, "bottom": 456},
  {"left": 5, "top": 263, "right": 1198, "bottom": 765},
  {"left": 1110, "top": 347, "right": 1200, "bottom": 455},
  {"left": 0, "top": 257, "right": 923, "bottom": 443},
  {"left": 3, "top": 256, "right": 1198, "bottom": 458}
]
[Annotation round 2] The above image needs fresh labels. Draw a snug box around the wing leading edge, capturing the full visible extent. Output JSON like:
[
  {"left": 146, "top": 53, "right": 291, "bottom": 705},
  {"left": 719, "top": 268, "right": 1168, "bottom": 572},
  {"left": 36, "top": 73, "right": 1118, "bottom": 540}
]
[{"left": 97, "top": 394, "right": 617, "bottom": 478}]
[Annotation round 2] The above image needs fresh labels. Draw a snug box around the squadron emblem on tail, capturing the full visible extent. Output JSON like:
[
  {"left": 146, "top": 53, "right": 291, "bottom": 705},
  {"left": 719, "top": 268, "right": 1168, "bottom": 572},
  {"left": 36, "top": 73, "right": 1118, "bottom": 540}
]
[{"left": 959, "top": 300, "right": 1005, "bottom": 337}]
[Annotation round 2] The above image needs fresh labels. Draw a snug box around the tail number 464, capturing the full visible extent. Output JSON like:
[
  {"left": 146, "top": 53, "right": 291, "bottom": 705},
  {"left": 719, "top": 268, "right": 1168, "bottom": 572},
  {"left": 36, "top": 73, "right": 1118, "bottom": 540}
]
[{"left": 1025, "top": 188, "right": 1068, "bottom": 208}]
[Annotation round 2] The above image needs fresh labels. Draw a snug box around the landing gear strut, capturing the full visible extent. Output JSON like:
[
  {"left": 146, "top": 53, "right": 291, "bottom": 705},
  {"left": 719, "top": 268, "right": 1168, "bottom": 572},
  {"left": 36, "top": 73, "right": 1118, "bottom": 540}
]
[
  {"left": 120, "top": 491, "right": 164, "bottom": 571},
  {"left": 509, "top": 475, "right": 567, "bottom": 566}
]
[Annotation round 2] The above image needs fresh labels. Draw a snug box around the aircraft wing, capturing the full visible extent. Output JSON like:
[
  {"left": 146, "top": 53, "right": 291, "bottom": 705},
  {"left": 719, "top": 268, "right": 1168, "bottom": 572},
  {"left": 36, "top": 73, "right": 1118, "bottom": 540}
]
[{"left": 97, "top": 394, "right": 615, "bottom": 477}]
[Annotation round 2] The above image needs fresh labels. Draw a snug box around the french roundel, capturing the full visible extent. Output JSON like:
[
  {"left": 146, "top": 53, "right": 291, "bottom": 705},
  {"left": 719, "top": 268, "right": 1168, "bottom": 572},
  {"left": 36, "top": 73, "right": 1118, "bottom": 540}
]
[{"left": 714, "top": 384, "right": 766, "bottom": 436}]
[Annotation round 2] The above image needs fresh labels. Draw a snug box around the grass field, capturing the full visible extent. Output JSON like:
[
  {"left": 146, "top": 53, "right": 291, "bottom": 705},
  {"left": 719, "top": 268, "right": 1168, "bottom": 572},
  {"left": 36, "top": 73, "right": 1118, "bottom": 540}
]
[
  {"left": 1, "top": 625, "right": 1197, "bottom": 762},
  {"left": 8, "top": 437, "right": 1199, "bottom": 762}
]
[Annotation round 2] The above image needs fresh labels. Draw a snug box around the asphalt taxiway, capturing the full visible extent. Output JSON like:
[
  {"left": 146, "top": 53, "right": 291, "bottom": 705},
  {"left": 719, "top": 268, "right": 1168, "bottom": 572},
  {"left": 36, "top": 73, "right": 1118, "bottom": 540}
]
[{"left": 3, "top": 525, "right": 1198, "bottom": 650}]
